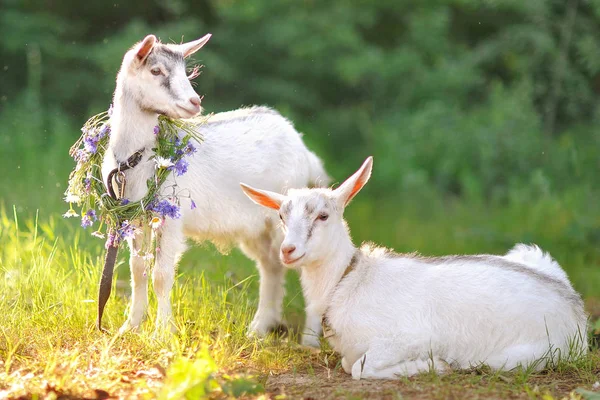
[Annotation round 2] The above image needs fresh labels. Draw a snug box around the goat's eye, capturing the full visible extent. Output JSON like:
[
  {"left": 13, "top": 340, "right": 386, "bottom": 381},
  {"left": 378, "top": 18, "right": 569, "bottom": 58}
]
[
  {"left": 317, "top": 213, "right": 329, "bottom": 221},
  {"left": 279, "top": 214, "right": 283, "bottom": 221},
  {"left": 150, "top": 68, "right": 162, "bottom": 76}
]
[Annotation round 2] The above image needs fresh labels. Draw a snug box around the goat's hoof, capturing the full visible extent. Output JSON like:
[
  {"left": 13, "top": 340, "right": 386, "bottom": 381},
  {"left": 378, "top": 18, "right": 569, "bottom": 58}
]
[
  {"left": 246, "top": 328, "right": 266, "bottom": 341},
  {"left": 152, "top": 329, "right": 172, "bottom": 341},
  {"left": 247, "top": 317, "right": 282, "bottom": 338},
  {"left": 351, "top": 355, "right": 367, "bottom": 380},
  {"left": 248, "top": 322, "right": 268, "bottom": 337},
  {"left": 152, "top": 321, "right": 178, "bottom": 340},
  {"left": 118, "top": 321, "right": 140, "bottom": 336},
  {"left": 296, "top": 343, "right": 321, "bottom": 354}
]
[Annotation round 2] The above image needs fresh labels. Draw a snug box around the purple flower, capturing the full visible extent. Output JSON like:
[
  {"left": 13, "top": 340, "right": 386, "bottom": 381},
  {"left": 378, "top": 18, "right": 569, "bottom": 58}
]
[
  {"left": 154, "top": 125, "right": 160, "bottom": 135},
  {"left": 81, "top": 215, "right": 94, "bottom": 228},
  {"left": 186, "top": 142, "right": 197, "bottom": 154},
  {"left": 190, "top": 199, "right": 197, "bottom": 210},
  {"left": 84, "top": 177, "right": 91, "bottom": 193},
  {"left": 118, "top": 221, "right": 135, "bottom": 240},
  {"left": 151, "top": 200, "right": 181, "bottom": 219},
  {"left": 81, "top": 209, "right": 97, "bottom": 228},
  {"left": 84, "top": 135, "right": 99, "bottom": 154},
  {"left": 74, "top": 149, "right": 89, "bottom": 162},
  {"left": 98, "top": 124, "right": 110, "bottom": 138},
  {"left": 121, "top": 198, "right": 130, "bottom": 205},
  {"left": 169, "top": 204, "right": 181, "bottom": 219},
  {"left": 172, "top": 158, "right": 188, "bottom": 176}
]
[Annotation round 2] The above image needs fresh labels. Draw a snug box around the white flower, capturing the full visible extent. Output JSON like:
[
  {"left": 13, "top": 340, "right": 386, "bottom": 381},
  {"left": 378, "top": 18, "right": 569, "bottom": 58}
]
[
  {"left": 64, "top": 193, "right": 81, "bottom": 204},
  {"left": 63, "top": 209, "right": 79, "bottom": 218},
  {"left": 149, "top": 216, "right": 163, "bottom": 230},
  {"left": 91, "top": 231, "right": 105, "bottom": 239},
  {"left": 155, "top": 156, "right": 174, "bottom": 169}
]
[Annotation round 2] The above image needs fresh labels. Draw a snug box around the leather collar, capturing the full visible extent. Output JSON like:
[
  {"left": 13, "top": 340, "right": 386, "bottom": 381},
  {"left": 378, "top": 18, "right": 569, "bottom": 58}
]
[
  {"left": 321, "top": 250, "right": 360, "bottom": 339},
  {"left": 106, "top": 148, "right": 145, "bottom": 200}
]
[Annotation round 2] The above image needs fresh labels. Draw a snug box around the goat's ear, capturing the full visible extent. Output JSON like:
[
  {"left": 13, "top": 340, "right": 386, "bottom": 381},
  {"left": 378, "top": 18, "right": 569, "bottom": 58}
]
[
  {"left": 333, "top": 156, "right": 373, "bottom": 208},
  {"left": 240, "top": 183, "right": 285, "bottom": 210},
  {"left": 136, "top": 35, "right": 156, "bottom": 62},
  {"left": 178, "top": 33, "right": 212, "bottom": 58}
]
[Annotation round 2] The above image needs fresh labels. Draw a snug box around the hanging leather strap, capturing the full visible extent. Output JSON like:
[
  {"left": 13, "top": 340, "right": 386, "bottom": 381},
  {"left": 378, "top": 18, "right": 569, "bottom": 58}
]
[{"left": 97, "top": 244, "right": 118, "bottom": 332}]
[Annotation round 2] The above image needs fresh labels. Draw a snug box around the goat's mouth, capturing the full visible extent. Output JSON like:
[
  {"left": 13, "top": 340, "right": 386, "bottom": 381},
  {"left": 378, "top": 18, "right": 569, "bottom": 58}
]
[
  {"left": 176, "top": 104, "right": 201, "bottom": 118},
  {"left": 282, "top": 254, "right": 305, "bottom": 266}
]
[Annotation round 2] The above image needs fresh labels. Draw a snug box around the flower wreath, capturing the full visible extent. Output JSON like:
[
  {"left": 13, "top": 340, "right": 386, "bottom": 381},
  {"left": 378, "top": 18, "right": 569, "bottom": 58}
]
[{"left": 64, "top": 105, "right": 206, "bottom": 266}]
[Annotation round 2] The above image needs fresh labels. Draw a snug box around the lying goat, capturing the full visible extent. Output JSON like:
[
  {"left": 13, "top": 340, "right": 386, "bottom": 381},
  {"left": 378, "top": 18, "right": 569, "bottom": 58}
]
[
  {"left": 241, "top": 157, "right": 588, "bottom": 379},
  {"left": 101, "top": 34, "right": 328, "bottom": 336}
]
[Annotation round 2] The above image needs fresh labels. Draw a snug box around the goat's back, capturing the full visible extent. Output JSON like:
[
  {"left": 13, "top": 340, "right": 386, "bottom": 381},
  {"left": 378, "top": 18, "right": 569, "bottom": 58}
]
[
  {"left": 330, "top": 244, "right": 587, "bottom": 370},
  {"left": 177, "top": 106, "right": 328, "bottom": 245}
]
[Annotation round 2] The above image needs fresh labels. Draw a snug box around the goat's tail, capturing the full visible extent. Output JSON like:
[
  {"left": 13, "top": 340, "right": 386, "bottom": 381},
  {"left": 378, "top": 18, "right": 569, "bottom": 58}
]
[
  {"left": 306, "top": 150, "right": 330, "bottom": 188},
  {"left": 503, "top": 244, "right": 570, "bottom": 285}
]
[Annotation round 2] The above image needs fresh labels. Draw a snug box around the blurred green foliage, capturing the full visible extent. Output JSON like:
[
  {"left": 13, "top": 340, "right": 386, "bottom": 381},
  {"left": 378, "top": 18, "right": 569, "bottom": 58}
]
[{"left": 0, "top": 0, "right": 598, "bottom": 263}]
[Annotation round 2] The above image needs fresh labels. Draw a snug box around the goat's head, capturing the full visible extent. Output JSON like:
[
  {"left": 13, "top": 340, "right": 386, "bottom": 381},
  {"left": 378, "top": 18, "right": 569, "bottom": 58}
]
[
  {"left": 117, "top": 34, "right": 211, "bottom": 119},
  {"left": 240, "top": 157, "right": 373, "bottom": 268}
]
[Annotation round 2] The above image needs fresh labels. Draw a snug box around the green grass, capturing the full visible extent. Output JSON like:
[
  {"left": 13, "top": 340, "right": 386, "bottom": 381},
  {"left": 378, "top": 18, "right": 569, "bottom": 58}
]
[
  {"left": 0, "top": 207, "right": 305, "bottom": 399},
  {"left": 0, "top": 196, "right": 599, "bottom": 399}
]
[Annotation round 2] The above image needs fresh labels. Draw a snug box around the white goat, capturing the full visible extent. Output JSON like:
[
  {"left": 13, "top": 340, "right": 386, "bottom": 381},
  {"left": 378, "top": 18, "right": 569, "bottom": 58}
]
[
  {"left": 241, "top": 157, "right": 588, "bottom": 379},
  {"left": 101, "top": 34, "right": 328, "bottom": 336}
]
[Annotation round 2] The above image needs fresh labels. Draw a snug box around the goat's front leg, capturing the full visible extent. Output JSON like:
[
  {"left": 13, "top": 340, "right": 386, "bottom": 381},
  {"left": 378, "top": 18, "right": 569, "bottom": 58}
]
[
  {"left": 301, "top": 303, "right": 324, "bottom": 348},
  {"left": 240, "top": 233, "right": 286, "bottom": 336},
  {"left": 119, "top": 230, "right": 150, "bottom": 334},
  {"left": 153, "top": 220, "right": 186, "bottom": 335}
]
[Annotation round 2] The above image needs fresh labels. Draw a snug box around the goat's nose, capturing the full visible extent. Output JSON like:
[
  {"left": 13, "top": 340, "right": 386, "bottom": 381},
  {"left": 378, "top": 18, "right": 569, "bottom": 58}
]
[
  {"left": 189, "top": 97, "right": 201, "bottom": 107},
  {"left": 281, "top": 244, "right": 296, "bottom": 256}
]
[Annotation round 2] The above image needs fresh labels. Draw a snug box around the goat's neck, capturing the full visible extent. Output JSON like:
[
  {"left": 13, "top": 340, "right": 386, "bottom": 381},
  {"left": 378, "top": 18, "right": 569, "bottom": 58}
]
[
  {"left": 300, "top": 229, "right": 357, "bottom": 311},
  {"left": 108, "top": 89, "right": 158, "bottom": 161}
]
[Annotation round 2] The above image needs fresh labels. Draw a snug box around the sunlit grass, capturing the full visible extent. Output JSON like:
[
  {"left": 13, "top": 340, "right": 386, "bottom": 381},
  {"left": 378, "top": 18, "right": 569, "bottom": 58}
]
[
  {"left": 0, "top": 201, "right": 599, "bottom": 399},
  {"left": 0, "top": 207, "right": 311, "bottom": 398}
]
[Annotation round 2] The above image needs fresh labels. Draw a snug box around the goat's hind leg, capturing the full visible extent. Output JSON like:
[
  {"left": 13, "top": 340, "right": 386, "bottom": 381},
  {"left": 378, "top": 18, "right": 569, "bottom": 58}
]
[
  {"left": 352, "top": 357, "right": 448, "bottom": 379},
  {"left": 239, "top": 222, "right": 285, "bottom": 336},
  {"left": 485, "top": 342, "right": 550, "bottom": 372},
  {"left": 119, "top": 228, "right": 151, "bottom": 334},
  {"left": 351, "top": 341, "right": 449, "bottom": 380},
  {"left": 352, "top": 353, "right": 449, "bottom": 380}
]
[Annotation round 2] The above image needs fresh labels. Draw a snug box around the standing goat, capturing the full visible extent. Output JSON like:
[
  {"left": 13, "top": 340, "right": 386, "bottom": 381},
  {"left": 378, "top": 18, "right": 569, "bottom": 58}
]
[
  {"left": 241, "top": 157, "right": 588, "bottom": 379},
  {"left": 101, "top": 34, "right": 328, "bottom": 336}
]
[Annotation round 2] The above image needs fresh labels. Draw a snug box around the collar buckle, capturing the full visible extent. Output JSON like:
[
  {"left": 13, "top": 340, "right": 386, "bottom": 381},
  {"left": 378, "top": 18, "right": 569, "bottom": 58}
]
[{"left": 106, "top": 148, "right": 144, "bottom": 200}]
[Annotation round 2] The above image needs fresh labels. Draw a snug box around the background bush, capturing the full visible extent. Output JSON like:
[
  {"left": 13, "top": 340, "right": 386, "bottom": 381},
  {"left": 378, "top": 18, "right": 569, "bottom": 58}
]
[{"left": 0, "top": 0, "right": 598, "bottom": 273}]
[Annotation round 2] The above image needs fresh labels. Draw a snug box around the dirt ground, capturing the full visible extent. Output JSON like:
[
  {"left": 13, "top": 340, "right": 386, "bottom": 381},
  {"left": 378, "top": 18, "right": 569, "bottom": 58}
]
[{"left": 265, "top": 368, "right": 600, "bottom": 400}]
